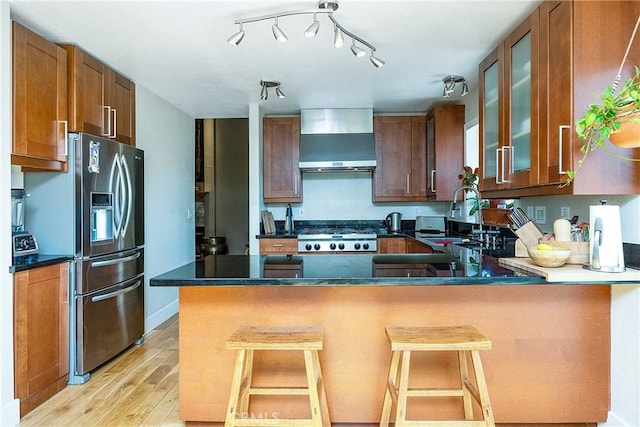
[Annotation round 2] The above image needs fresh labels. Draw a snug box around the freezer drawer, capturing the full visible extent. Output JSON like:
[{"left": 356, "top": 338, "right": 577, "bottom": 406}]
[
  {"left": 75, "top": 275, "right": 144, "bottom": 375},
  {"left": 75, "top": 248, "right": 144, "bottom": 294}
]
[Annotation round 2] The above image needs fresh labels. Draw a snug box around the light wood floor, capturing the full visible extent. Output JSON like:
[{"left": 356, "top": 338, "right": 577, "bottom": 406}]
[{"left": 19, "top": 314, "right": 184, "bottom": 427}]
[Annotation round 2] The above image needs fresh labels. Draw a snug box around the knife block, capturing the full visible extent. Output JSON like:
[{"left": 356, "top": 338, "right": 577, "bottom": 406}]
[{"left": 514, "top": 221, "right": 544, "bottom": 249}]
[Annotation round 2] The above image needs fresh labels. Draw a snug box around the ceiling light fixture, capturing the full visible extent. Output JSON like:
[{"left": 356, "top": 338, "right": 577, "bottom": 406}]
[
  {"left": 227, "top": 23, "right": 245, "bottom": 46},
  {"left": 272, "top": 16, "right": 288, "bottom": 42},
  {"left": 305, "top": 12, "right": 320, "bottom": 37},
  {"left": 350, "top": 39, "right": 366, "bottom": 58},
  {"left": 442, "top": 75, "right": 468, "bottom": 98},
  {"left": 260, "top": 80, "right": 285, "bottom": 101},
  {"left": 227, "top": 1, "right": 384, "bottom": 68}
]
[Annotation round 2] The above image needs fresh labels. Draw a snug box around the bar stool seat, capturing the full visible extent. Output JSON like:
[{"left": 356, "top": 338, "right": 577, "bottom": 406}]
[
  {"left": 225, "top": 325, "right": 330, "bottom": 427},
  {"left": 380, "top": 325, "right": 495, "bottom": 427}
]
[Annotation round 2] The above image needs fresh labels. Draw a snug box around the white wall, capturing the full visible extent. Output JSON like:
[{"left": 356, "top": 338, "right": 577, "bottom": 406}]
[{"left": 135, "top": 84, "right": 194, "bottom": 332}]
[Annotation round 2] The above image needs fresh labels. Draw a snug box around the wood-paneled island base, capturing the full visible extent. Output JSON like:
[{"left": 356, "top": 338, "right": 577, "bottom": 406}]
[{"left": 178, "top": 284, "right": 610, "bottom": 425}]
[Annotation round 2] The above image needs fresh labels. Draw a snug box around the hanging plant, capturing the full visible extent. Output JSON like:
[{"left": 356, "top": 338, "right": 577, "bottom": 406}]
[{"left": 562, "top": 15, "right": 640, "bottom": 187}]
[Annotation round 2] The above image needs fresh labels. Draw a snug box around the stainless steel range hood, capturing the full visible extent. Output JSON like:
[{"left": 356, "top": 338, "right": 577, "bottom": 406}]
[{"left": 299, "top": 108, "right": 376, "bottom": 172}]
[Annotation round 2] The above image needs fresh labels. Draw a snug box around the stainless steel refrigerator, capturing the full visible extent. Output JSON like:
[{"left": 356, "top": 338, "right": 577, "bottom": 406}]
[{"left": 25, "top": 132, "right": 144, "bottom": 384}]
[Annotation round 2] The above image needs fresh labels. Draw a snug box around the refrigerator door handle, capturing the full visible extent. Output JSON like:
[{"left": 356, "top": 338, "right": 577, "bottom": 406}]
[
  {"left": 109, "top": 154, "right": 123, "bottom": 239},
  {"left": 91, "top": 280, "right": 141, "bottom": 303},
  {"left": 90, "top": 251, "right": 141, "bottom": 268},
  {"left": 120, "top": 154, "right": 133, "bottom": 237}
]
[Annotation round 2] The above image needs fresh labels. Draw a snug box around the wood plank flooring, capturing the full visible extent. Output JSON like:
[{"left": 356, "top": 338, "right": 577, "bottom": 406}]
[{"left": 19, "top": 314, "right": 184, "bottom": 427}]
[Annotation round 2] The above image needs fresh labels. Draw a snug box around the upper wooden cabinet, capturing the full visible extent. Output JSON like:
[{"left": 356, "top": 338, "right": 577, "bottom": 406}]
[
  {"left": 12, "top": 21, "right": 68, "bottom": 171},
  {"left": 62, "top": 45, "right": 136, "bottom": 146},
  {"left": 14, "top": 262, "right": 70, "bottom": 417},
  {"left": 373, "top": 116, "right": 427, "bottom": 202},
  {"left": 479, "top": 12, "right": 538, "bottom": 193},
  {"left": 263, "top": 117, "right": 301, "bottom": 203},
  {"left": 480, "top": 0, "right": 640, "bottom": 198},
  {"left": 426, "top": 104, "right": 465, "bottom": 201}
]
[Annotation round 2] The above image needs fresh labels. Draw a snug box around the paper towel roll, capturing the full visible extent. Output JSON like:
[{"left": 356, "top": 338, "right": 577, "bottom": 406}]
[{"left": 589, "top": 204, "right": 625, "bottom": 271}]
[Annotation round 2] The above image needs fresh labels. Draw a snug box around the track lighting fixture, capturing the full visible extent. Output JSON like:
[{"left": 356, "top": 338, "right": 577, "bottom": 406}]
[
  {"left": 260, "top": 80, "right": 285, "bottom": 101},
  {"left": 227, "top": 1, "right": 384, "bottom": 68},
  {"left": 305, "top": 13, "right": 320, "bottom": 37},
  {"left": 333, "top": 23, "right": 344, "bottom": 48},
  {"left": 350, "top": 39, "right": 366, "bottom": 58},
  {"left": 227, "top": 23, "right": 245, "bottom": 46},
  {"left": 272, "top": 16, "right": 288, "bottom": 42},
  {"left": 442, "top": 75, "right": 468, "bottom": 98}
]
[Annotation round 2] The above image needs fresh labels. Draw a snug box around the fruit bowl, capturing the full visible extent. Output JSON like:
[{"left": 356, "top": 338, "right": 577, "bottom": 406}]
[{"left": 527, "top": 247, "right": 571, "bottom": 268}]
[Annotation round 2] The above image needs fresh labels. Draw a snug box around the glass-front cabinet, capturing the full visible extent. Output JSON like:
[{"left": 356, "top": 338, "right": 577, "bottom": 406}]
[
  {"left": 479, "top": 11, "right": 538, "bottom": 192},
  {"left": 479, "top": 47, "right": 502, "bottom": 191}
]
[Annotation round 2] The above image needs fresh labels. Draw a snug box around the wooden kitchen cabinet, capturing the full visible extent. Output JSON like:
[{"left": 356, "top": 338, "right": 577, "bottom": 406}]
[
  {"left": 373, "top": 263, "right": 431, "bottom": 277},
  {"left": 263, "top": 117, "right": 301, "bottom": 203},
  {"left": 479, "top": 11, "right": 538, "bottom": 193},
  {"left": 373, "top": 116, "right": 427, "bottom": 202},
  {"left": 62, "top": 45, "right": 136, "bottom": 146},
  {"left": 12, "top": 21, "right": 68, "bottom": 172},
  {"left": 537, "top": 0, "right": 640, "bottom": 195},
  {"left": 426, "top": 104, "right": 465, "bottom": 201},
  {"left": 480, "top": 0, "right": 640, "bottom": 198},
  {"left": 14, "top": 262, "right": 70, "bottom": 417},
  {"left": 259, "top": 238, "right": 298, "bottom": 255},
  {"left": 377, "top": 237, "right": 406, "bottom": 253}
]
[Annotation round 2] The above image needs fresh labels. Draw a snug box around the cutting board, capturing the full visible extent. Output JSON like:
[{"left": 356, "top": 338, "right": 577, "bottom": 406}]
[{"left": 499, "top": 257, "right": 640, "bottom": 283}]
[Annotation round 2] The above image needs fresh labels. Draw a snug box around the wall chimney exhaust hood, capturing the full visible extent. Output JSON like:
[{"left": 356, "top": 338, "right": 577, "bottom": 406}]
[{"left": 299, "top": 108, "right": 376, "bottom": 172}]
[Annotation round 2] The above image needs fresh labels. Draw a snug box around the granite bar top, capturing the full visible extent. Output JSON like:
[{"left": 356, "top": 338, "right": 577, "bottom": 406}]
[{"left": 150, "top": 254, "right": 547, "bottom": 287}]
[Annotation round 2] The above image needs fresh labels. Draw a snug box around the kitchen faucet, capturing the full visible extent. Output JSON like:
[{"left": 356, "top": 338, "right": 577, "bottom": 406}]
[{"left": 450, "top": 185, "right": 483, "bottom": 235}]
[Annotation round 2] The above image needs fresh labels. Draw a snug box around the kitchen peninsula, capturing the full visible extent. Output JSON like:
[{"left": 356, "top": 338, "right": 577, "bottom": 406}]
[{"left": 151, "top": 253, "right": 620, "bottom": 426}]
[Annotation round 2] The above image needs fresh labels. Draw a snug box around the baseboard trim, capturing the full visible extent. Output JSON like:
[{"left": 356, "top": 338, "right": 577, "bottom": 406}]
[
  {"left": 0, "top": 397, "right": 20, "bottom": 427},
  {"left": 145, "top": 298, "right": 178, "bottom": 333},
  {"left": 599, "top": 410, "right": 636, "bottom": 426}
]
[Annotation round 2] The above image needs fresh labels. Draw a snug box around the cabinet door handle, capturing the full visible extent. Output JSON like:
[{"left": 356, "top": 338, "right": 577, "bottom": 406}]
[
  {"left": 406, "top": 173, "right": 410, "bottom": 195},
  {"left": 495, "top": 148, "right": 503, "bottom": 184},
  {"left": 293, "top": 173, "right": 299, "bottom": 196},
  {"left": 102, "top": 106, "right": 112, "bottom": 137},
  {"left": 59, "top": 120, "right": 68, "bottom": 157},
  {"left": 111, "top": 108, "right": 117, "bottom": 138},
  {"left": 558, "top": 125, "right": 571, "bottom": 175},
  {"left": 273, "top": 244, "right": 284, "bottom": 248},
  {"left": 501, "top": 146, "right": 512, "bottom": 183},
  {"left": 430, "top": 169, "right": 436, "bottom": 192}
]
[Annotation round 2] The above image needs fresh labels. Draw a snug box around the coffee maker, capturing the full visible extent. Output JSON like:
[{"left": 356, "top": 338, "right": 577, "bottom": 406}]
[{"left": 11, "top": 188, "right": 39, "bottom": 261}]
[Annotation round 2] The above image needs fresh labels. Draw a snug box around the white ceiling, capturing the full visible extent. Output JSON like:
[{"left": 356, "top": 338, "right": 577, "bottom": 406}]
[{"left": 8, "top": 0, "right": 540, "bottom": 118}]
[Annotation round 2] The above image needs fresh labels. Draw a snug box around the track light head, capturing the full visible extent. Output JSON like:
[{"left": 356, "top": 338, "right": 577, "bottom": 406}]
[
  {"left": 272, "top": 17, "right": 288, "bottom": 42},
  {"left": 370, "top": 50, "right": 385, "bottom": 68},
  {"left": 461, "top": 82, "right": 469, "bottom": 96},
  {"left": 305, "top": 13, "right": 320, "bottom": 37},
  {"left": 334, "top": 24, "right": 344, "bottom": 48},
  {"left": 227, "top": 24, "right": 245, "bottom": 46},
  {"left": 275, "top": 86, "right": 286, "bottom": 98},
  {"left": 351, "top": 40, "right": 366, "bottom": 58}
]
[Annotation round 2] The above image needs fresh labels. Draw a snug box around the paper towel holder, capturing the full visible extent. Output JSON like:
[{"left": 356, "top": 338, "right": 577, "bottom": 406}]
[{"left": 583, "top": 200, "right": 626, "bottom": 272}]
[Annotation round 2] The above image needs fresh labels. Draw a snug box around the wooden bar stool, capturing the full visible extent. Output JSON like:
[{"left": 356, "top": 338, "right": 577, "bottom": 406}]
[
  {"left": 380, "top": 325, "right": 495, "bottom": 427},
  {"left": 225, "top": 325, "right": 330, "bottom": 427}
]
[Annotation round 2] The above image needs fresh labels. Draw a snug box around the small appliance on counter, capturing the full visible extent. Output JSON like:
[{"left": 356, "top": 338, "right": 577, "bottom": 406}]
[
  {"left": 385, "top": 212, "right": 402, "bottom": 233},
  {"left": 285, "top": 204, "right": 295, "bottom": 235},
  {"left": 584, "top": 200, "right": 625, "bottom": 272},
  {"left": 11, "top": 188, "right": 39, "bottom": 261}
]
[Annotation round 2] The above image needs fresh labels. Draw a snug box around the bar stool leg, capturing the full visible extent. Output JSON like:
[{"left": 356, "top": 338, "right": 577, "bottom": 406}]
[
  {"left": 225, "top": 349, "right": 247, "bottom": 427},
  {"left": 304, "top": 350, "right": 330, "bottom": 427},
  {"left": 238, "top": 349, "right": 254, "bottom": 415},
  {"left": 394, "top": 350, "right": 411, "bottom": 427},
  {"left": 458, "top": 350, "right": 474, "bottom": 420},
  {"left": 380, "top": 350, "right": 401, "bottom": 427},
  {"left": 470, "top": 350, "right": 495, "bottom": 427},
  {"left": 312, "top": 350, "right": 331, "bottom": 427}
]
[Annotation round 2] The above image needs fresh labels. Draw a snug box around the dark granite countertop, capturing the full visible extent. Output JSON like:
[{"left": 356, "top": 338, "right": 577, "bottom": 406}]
[
  {"left": 10, "top": 255, "right": 73, "bottom": 273},
  {"left": 150, "top": 253, "right": 547, "bottom": 287}
]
